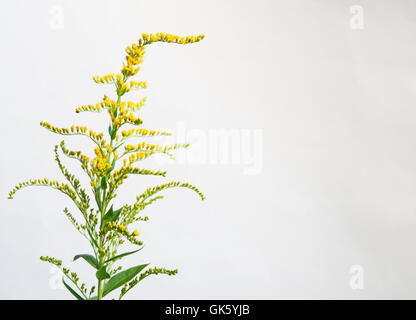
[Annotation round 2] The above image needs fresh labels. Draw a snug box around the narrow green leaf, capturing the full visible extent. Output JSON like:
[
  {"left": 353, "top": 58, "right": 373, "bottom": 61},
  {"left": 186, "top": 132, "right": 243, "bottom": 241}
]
[
  {"left": 73, "top": 254, "right": 98, "bottom": 269},
  {"left": 101, "top": 205, "right": 112, "bottom": 227},
  {"left": 96, "top": 266, "right": 111, "bottom": 280},
  {"left": 113, "top": 143, "right": 122, "bottom": 152},
  {"left": 62, "top": 278, "right": 84, "bottom": 300},
  {"left": 95, "top": 186, "right": 102, "bottom": 211},
  {"left": 110, "top": 126, "right": 116, "bottom": 139},
  {"left": 86, "top": 228, "right": 99, "bottom": 249},
  {"left": 103, "top": 247, "right": 143, "bottom": 265},
  {"left": 101, "top": 205, "right": 122, "bottom": 227},
  {"left": 101, "top": 177, "right": 107, "bottom": 190},
  {"left": 103, "top": 263, "right": 149, "bottom": 297}
]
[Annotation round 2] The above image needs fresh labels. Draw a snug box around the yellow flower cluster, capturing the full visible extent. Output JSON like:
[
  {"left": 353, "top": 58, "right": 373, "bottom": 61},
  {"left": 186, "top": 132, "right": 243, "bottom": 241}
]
[
  {"left": 75, "top": 95, "right": 117, "bottom": 113},
  {"left": 60, "top": 141, "right": 90, "bottom": 168},
  {"left": 111, "top": 103, "right": 143, "bottom": 127},
  {"left": 120, "top": 128, "right": 172, "bottom": 138},
  {"left": 40, "top": 121, "right": 82, "bottom": 135},
  {"left": 75, "top": 103, "right": 102, "bottom": 113},
  {"left": 141, "top": 33, "right": 205, "bottom": 45},
  {"left": 100, "top": 222, "right": 143, "bottom": 246},
  {"left": 127, "top": 152, "right": 153, "bottom": 164},
  {"left": 126, "top": 97, "right": 147, "bottom": 112},
  {"left": 106, "top": 221, "right": 126, "bottom": 232},
  {"left": 125, "top": 43, "right": 146, "bottom": 59},
  {"left": 121, "top": 32, "right": 204, "bottom": 78},
  {"left": 40, "top": 122, "right": 105, "bottom": 149},
  {"left": 71, "top": 126, "right": 104, "bottom": 141},
  {"left": 90, "top": 147, "right": 112, "bottom": 176},
  {"left": 92, "top": 74, "right": 116, "bottom": 84},
  {"left": 124, "top": 142, "right": 190, "bottom": 154},
  {"left": 102, "top": 95, "right": 117, "bottom": 109},
  {"left": 122, "top": 44, "right": 146, "bottom": 77},
  {"left": 92, "top": 73, "right": 132, "bottom": 96},
  {"left": 116, "top": 79, "right": 131, "bottom": 96},
  {"left": 129, "top": 81, "right": 147, "bottom": 89}
]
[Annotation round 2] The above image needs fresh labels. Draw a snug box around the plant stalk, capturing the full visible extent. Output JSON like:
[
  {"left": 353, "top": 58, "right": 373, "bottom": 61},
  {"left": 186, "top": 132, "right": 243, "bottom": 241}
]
[
  {"left": 97, "top": 279, "right": 103, "bottom": 300},
  {"left": 96, "top": 93, "right": 122, "bottom": 300}
]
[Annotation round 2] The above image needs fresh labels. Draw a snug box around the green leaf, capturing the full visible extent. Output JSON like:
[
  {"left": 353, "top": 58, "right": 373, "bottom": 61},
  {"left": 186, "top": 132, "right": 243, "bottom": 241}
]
[
  {"left": 101, "top": 177, "right": 107, "bottom": 190},
  {"left": 88, "top": 296, "right": 98, "bottom": 300},
  {"left": 96, "top": 266, "right": 111, "bottom": 280},
  {"left": 103, "top": 247, "right": 143, "bottom": 265},
  {"left": 101, "top": 205, "right": 123, "bottom": 227},
  {"left": 73, "top": 254, "right": 98, "bottom": 269},
  {"left": 95, "top": 186, "right": 102, "bottom": 211},
  {"left": 110, "top": 125, "right": 116, "bottom": 140},
  {"left": 103, "top": 263, "right": 149, "bottom": 297},
  {"left": 62, "top": 278, "right": 84, "bottom": 300},
  {"left": 113, "top": 143, "right": 122, "bottom": 152},
  {"left": 87, "top": 229, "right": 99, "bottom": 249}
]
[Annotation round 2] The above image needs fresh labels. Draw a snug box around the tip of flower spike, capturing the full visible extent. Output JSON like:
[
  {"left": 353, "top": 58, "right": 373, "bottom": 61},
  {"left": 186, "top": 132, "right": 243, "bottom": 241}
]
[{"left": 138, "top": 32, "right": 205, "bottom": 45}]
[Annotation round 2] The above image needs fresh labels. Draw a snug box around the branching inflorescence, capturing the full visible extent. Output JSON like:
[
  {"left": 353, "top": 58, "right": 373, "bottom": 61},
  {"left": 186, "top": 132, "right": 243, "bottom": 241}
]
[{"left": 8, "top": 32, "right": 205, "bottom": 300}]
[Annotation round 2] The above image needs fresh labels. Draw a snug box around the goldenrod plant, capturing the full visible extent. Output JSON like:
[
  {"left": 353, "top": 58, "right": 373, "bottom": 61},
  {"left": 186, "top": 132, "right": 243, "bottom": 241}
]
[{"left": 8, "top": 33, "right": 205, "bottom": 300}]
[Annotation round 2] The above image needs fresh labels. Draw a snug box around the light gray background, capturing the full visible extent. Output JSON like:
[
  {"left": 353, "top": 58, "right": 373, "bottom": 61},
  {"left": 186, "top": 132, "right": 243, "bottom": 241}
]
[{"left": 1, "top": 0, "right": 416, "bottom": 299}]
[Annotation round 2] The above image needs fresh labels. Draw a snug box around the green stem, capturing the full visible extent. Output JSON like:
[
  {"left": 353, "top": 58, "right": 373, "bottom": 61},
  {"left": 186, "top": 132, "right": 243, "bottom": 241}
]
[
  {"left": 96, "top": 90, "right": 123, "bottom": 300},
  {"left": 97, "top": 279, "right": 103, "bottom": 300},
  {"left": 97, "top": 196, "right": 107, "bottom": 300}
]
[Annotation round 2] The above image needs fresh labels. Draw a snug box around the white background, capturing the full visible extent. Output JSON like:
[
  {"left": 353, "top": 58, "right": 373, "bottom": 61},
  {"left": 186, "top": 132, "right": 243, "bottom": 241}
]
[{"left": 1, "top": 0, "right": 416, "bottom": 299}]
